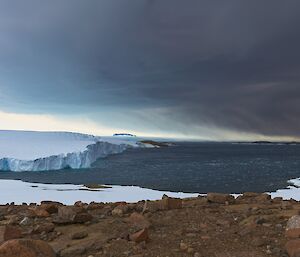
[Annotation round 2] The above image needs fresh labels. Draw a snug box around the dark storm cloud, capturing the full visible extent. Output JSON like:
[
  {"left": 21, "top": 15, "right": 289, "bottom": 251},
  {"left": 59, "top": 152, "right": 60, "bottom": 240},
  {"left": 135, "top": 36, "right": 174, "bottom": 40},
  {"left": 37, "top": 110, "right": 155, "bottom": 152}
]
[{"left": 1, "top": 0, "right": 300, "bottom": 137}]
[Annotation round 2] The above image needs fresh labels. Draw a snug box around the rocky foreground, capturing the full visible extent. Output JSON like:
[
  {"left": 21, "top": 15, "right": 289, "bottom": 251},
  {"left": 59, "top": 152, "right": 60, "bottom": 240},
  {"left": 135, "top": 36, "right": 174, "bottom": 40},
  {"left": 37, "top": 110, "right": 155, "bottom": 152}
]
[{"left": 1, "top": 193, "right": 300, "bottom": 257}]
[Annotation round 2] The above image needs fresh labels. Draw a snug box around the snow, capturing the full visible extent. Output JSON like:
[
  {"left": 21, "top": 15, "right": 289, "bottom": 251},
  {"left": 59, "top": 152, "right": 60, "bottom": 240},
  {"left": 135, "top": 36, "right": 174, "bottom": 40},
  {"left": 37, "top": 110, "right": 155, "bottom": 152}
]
[
  {"left": 0, "top": 179, "right": 198, "bottom": 205},
  {"left": 0, "top": 130, "right": 139, "bottom": 172},
  {"left": 270, "top": 178, "right": 300, "bottom": 200},
  {"left": 0, "top": 130, "right": 98, "bottom": 160},
  {"left": 1, "top": 176, "right": 300, "bottom": 204}
]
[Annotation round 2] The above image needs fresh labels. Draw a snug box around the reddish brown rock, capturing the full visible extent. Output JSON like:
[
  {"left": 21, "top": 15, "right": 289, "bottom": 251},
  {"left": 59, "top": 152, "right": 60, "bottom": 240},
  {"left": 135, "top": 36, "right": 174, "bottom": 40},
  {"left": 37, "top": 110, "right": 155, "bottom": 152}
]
[
  {"left": 161, "top": 196, "right": 182, "bottom": 209},
  {"left": 143, "top": 197, "right": 182, "bottom": 212},
  {"left": 53, "top": 206, "right": 92, "bottom": 224},
  {"left": 33, "top": 223, "right": 55, "bottom": 234},
  {"left": 40, "top": 203, "right": 59, "bottom": 214},
  {"left": 207, "top": 193, "right": 235, "bottom": 204},
  {"left": 86, "top": 202, "right": 105, "bottom": 210},
  {"left": 127, "top": 212, "right": 151, "bottom": 230},
  {"left": 254, "top": 193, "right": 271, "bottom": 203},
  {"left": 53, "top": 206, "right": 76, "bottom": 224},
  {"left": 28, "top": 207, "right": 50, "bottom": 218},
  {"left": 286, "top": 239, "right": 300, "bottom": 257},
  {"left": 129, "top": 228, "right": 149, "bottom": 243},
  {"left": 236, "top": 192, "right": 271, "bottom": 204},
  {"left": 0, "top": 239, "right": 56, "bottom": 257},
  {"left": 286, "top": 216, "right": 300, "bottom": 238},
  {"left": 70, "top": 231, "right": 88, "bottom": 240},
  {"left": 1, "top": 225, "right": 23, "bottom": 242},
  {"left": 112, "top": 203, "right": 129, "bottom": 217},
  {"left": 73, "top": 213, "right": 92, "bottom": 223}
]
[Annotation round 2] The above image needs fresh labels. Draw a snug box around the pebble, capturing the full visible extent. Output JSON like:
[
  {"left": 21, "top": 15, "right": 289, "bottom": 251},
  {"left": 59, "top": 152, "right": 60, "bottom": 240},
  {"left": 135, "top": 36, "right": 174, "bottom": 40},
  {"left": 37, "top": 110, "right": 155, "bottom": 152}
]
[{"left": 180, "top": 242, "right": 188, "bottom": 251}]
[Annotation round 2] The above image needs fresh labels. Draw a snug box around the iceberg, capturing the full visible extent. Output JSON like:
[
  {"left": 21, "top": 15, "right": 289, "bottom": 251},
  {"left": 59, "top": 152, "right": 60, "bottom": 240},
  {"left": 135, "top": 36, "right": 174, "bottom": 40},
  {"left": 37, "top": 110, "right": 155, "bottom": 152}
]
[{"left": 0, "top": 130, "right": 136, "bottom": 172}]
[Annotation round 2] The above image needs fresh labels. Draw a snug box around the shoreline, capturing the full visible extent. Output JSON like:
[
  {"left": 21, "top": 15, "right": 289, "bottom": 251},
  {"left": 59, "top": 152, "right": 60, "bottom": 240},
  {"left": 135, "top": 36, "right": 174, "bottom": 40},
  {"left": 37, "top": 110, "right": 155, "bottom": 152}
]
[{"left": 0, "top": 177, "right": 300, "bottom": 205}]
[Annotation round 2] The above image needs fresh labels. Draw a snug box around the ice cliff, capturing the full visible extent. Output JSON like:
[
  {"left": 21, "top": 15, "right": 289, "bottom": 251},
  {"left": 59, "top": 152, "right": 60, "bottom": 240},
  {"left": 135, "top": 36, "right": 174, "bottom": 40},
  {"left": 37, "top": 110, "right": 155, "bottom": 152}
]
[{"left": 0, "top": 130, "right": 134, "bottom": 172}]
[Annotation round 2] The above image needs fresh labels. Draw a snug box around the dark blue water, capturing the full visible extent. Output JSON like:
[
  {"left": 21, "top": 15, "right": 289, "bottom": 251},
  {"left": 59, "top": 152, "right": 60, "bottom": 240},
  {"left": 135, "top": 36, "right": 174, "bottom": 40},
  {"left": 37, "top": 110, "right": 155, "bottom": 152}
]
[{"left": 1, "top": 142, "right": 300, "bottom": 193}]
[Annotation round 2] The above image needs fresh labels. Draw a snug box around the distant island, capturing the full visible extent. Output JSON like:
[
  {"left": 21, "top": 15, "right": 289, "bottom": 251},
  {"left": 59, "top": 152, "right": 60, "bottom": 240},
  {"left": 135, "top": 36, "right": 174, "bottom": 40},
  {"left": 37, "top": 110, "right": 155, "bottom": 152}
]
[
  {"left": 237, "top": 141, "right": 300, "bottom": 145},
  {"left": 113, "top": 133, "right": 136, "bottom": 137}
]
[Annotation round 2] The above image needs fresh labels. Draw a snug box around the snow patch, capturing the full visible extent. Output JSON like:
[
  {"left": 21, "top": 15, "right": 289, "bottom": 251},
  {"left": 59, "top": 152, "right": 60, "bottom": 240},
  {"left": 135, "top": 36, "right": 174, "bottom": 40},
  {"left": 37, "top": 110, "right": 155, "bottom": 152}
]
[
  {"left": 0, "top": 179, "right": 198, "bottom": 205},
  {"left": 270, "top": 178, "right": 300, "bottom": 200}
]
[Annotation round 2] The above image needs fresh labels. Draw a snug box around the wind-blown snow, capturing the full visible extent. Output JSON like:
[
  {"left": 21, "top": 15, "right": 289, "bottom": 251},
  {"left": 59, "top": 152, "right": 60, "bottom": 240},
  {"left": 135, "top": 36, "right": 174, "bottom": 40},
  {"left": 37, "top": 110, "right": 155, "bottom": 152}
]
[
  {"left": 0, "top": 179, "right": 198, "bottom": 205},
  {"left": 0, "top": 130, "right": 138, "bottom": 172}
]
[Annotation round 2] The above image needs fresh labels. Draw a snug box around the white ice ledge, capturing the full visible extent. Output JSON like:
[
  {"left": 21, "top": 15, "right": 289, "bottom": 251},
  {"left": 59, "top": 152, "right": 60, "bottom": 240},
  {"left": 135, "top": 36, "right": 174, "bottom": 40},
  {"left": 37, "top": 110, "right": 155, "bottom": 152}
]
[{"left": 0, "top": 130, "right": 137, "bottom": 172}]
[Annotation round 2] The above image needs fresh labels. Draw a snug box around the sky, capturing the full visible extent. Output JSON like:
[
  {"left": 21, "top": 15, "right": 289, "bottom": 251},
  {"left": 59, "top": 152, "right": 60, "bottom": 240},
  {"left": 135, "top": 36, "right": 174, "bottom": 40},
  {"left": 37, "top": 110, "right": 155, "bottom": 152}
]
[{"left": 0, "top": 1, "right": 300, "bottom": 141}]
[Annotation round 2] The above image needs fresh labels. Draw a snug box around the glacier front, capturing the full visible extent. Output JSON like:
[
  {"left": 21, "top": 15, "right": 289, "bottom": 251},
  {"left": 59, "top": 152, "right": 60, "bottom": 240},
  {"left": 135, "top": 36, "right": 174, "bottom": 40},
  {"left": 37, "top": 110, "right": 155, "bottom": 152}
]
[{"left": 0, "top": 130, "right": 136, "bottom": 172}]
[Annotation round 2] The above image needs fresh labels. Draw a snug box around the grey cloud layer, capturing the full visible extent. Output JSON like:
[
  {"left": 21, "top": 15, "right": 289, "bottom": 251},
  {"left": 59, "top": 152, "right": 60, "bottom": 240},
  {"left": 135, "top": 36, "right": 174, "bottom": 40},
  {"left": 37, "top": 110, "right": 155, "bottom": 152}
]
[{"left": 0, "top": 0, "right": 300, "bottom": 137}]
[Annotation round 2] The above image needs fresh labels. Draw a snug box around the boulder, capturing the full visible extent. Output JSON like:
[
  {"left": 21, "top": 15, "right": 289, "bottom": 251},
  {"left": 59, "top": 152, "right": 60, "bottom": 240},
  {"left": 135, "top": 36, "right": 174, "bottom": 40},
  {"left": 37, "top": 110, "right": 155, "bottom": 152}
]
[
  {"left": 28, "top": 207, "right": 50, "bottom": 218},
  {"left": 39, "top": 203, "right": 59, "bottom": 214},
  {"left": 161, "top": 196, "right": 182, "bottom": 209},
  {"left": 0, "top": 225, "right": 23, "bottom": 242},
  {"left": 286, "top": 239, "right": 300, "bottom": 257},
  {"left": 236, "top": 192, "right": 271, "bottom": 203},
  {"left": 112, "top": 204, "right": 129, "bottom": 217},
  {"left": 254, "top": 193, "right": 271, "bottom": 203},
  {"left": 207, "top": 193, "right": 235, "bottom": 204},
  {"left": 127, "top": 212, "right": 151, "bottom": 230},
  {"left": 143, "top": 197, "right": 182, "bottom": 212},
  {"left": 33, "top": 223, "right": 55, "bottom": 234},
  {"left": 129, "top": 228, "right": 149, "bottom": 243},
  {"left": 53, "top": 206, "right": 91, "bottom": 224},
  {"left": 73, "top": 213, "right": 92, "bottom": 223},
  {"left": 286, "top": 216, "right": 300, "bottom": 238},
  {"left": 0, "top": 239, "right": 56, "bottom": 257}
]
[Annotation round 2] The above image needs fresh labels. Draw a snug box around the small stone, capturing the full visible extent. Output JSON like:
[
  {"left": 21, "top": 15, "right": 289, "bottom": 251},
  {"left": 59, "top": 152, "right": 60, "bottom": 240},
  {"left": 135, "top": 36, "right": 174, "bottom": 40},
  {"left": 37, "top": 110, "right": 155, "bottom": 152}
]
[
  {"left": 186, "top": 233, "right": 197, "bottom": 238},
  {"left": 187, "top": 247, "right": 194, "bottom": 253},
  {"left": 60, "top": 245, "right": 86, "bottom": 257},
  {"left": 70, "top": 231, "right": 88, "bottom": 240},
  {"left": 19, "top": 217, "right": 32, "bottom": 226},
  {"left": 256, "top": 217, "right": 268, "bottom": 225},
  {"left": 252, "top": 238, "right": 268, "bottom": 247},
  {"left": 180, "top": 242, "right": 188, "bottom": 251},
  {"left": 286, "top": 216, "right": 300, "bottom": 238}
]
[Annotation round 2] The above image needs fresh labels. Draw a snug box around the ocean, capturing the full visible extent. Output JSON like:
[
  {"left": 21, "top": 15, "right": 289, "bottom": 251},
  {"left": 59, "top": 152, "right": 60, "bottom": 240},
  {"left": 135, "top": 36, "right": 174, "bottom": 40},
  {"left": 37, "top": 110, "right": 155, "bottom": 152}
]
[{"left": 1, "top": 142, "right": 300, "bottom": 194}]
